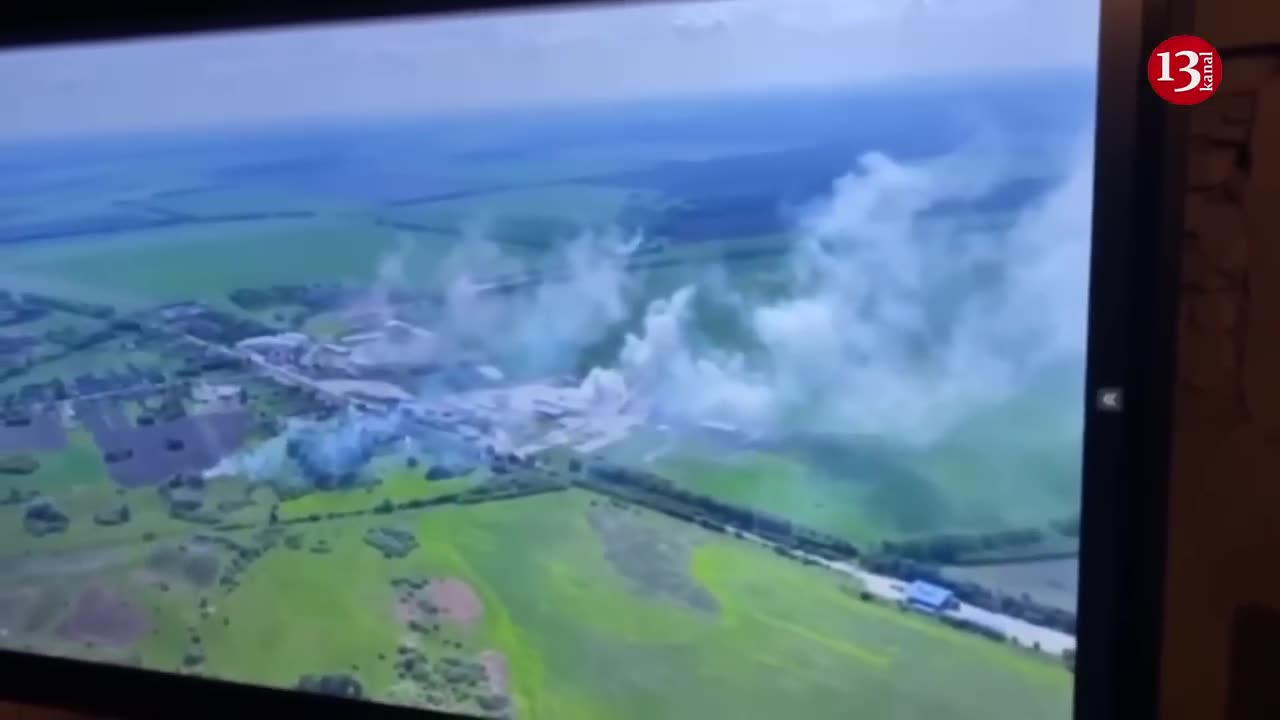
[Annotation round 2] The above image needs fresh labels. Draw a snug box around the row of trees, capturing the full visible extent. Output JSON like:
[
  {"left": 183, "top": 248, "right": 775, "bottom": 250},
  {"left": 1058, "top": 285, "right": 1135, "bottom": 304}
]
[
  {"left": 882, "top": 527, "right": 1053, "bottom": 565},
  {"left": 453, "top": 475, "right": 568, "bottom": 505},
  {"left": 583, "top": 463, "right": 859, "bottom": 561},
  {"left": 879, "top": 513, "right": 1083, "bottom": 566},
  {"left": 229, "top": 283, "right": 348, "bottom": 312},
  {"left": 582, "top": 460, "right": 1078, "bottom": 637},
  {"left": 18, "top": 292, "right": 114, "bottom": 320},
  {"left": 277, "top": 469, "right": 570, "bottom": 528},
  {"left": 0, "top": 454, "right": 39, "bottom": 475}
]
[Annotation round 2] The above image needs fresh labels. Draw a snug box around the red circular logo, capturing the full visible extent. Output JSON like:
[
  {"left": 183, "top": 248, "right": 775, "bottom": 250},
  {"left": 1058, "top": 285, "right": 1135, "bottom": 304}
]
[{"left": 1148, "top": 35, "right": 1221, "bottom": 105}]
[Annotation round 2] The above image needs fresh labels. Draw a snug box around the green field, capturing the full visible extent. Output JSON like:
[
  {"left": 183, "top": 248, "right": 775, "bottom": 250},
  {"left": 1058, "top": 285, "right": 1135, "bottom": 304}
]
[
  {"left": 0, "top": 339, "right": 187, "bottom": 395},
  {"left": 0, "top": 137, "right": 777, "bottom": 310},
  {"left": 0, "top": 434, "right": 268, "bottom": 556},
  {"left": 0, "top": 487, "right": 1071, "bottom": 720},
  {"left": 276, "top": 456, "right": 479, "bottom": 521},
  {"left": 0, "top": 187, "right": 646, "bottom": 309},
  {"left": 0, "top": 307, "right": 106, "bottom": 339},
  {"left": 397, "top": 493, "right": 1070, "bottom": 720},
  {"left": 0, "top": 217, "right": 413, "bottom": 307},
  {"left": 386, "top": 183, "right": 661, "bottom": 243},
  {"left": 646, "top": 365, "right": 1084, "bottom": 546},
  {"left": 1, "top": 430, "right": 108, "bottom": 495},
  {"left": 653, "top": 449, "right": 893, "bottom": 545}
]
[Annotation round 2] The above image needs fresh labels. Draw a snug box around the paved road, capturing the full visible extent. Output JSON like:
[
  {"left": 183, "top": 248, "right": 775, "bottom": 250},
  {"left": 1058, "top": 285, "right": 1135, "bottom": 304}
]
[
  {"left": 832, "top": 561, "right": 1076, "bottom": 656},
  {"left": 726, "top": 528, "right": 1076, "bottom": 657},
  {"left": 171, "top": 330, "right": 347, "bottom": 406}
]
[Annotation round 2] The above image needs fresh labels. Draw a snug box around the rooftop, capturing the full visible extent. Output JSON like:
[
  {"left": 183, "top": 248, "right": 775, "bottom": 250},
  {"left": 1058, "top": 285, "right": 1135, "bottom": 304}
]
[{"left": 905, "top": 580, "right": 955, "bottom": 610}]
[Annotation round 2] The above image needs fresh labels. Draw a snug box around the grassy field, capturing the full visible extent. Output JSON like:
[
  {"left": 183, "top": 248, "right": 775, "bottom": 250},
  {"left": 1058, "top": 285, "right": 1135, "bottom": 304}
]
[
  {"left": 0, "top": 217, "right": 414, "bottom": 307},
  {"left": 1, "top": 488, "right": 1071, "bottom": 720},
  {"left": 649, "top": 367, "right": 1083, "bottom": 546},
  {"left": 0, "top": 434, "right": 268, "bottom": 556},
  {"left": 263, "top": 493, "right": 1068, "bottom": 718},
  {"left": 0, "top": 182, "right": 649, "bottom": 309},
  {"left": 189, "top": 528, "right": 408, "bottom": 694},
  {"left": 0, "top": 135, "right": 768, "bottom": 310},
  {"left": 0, "top": 341, "right": 185, "bottom": 394},
  {"left": 386, "top": 184, "right": 657, "bottom": 236},
  {"left": 243, "top": 491, "right": 1070, "bottom": 720},
  {"left": 0, "top": 308, "right": 106, "bottom": 339},
  {"left": 1, "top": 429, "right": 108, "bottom": 495},
  {"left": 653, "top": 449, "right": 893, "bottom": 546},
  {"left": 276, "top": 455, "right": 478, "bottom": 521}
]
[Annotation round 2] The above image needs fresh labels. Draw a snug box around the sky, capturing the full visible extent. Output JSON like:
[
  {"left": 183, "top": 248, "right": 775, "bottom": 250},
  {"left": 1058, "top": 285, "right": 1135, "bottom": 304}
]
[{"left": 0, "top": 0, "right": 1101, "bottom": 139}]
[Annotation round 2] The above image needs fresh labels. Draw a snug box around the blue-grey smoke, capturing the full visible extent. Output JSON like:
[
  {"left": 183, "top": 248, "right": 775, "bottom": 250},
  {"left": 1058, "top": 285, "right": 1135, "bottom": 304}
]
[{"left": 210, "top": 405, "right": 482, "bottom": 490}]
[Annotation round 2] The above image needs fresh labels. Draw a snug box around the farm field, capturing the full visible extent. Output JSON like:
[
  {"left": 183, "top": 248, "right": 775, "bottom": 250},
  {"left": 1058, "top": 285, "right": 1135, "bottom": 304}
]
[
  {"left": 650, "top": 378, "right": 1083, "bottom": 548},
  {"left": 0, "top": 487, "right": 1072, "bottom": 720}
]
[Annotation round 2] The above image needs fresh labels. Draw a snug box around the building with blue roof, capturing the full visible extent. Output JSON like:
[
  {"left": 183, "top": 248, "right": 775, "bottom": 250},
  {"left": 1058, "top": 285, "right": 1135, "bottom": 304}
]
[{"left": 904, "top": 580, "right": 958, "bottom": 615}]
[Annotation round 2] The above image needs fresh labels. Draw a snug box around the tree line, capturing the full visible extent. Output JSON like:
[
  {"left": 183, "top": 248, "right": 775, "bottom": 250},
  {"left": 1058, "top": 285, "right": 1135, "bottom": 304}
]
[
  {"left": 580, "top": 460, "right": 1079, "bottom": 636},
  {"left": 581, "top": 462, "right": 859, "bottom": 561},
  {"left": 880, "top": 517, "right": 1080, "bottom": 566}
]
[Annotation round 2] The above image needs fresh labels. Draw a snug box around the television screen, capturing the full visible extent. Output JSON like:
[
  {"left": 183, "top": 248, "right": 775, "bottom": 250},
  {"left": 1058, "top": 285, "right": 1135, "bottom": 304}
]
[{"left": 0, "top": 1, "right": 1098, "bottom": 718}]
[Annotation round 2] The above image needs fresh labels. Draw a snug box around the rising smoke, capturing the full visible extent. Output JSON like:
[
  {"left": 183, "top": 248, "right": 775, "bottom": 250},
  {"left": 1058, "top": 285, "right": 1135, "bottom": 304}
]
[
  {"left": 216, "top": 134, "right": 1094, "bottom": 485},
  {"left": 611, "top": 138, "right": 1093, "bottom": 445},
  {"left": 432, "top": 225, "right": 643, "bottom": 378}
]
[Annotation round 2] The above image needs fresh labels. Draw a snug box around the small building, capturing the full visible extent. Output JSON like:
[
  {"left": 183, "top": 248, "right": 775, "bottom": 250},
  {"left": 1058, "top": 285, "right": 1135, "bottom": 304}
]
[{"left": 904, "top": 581, "right": 958, "bottom": 615}]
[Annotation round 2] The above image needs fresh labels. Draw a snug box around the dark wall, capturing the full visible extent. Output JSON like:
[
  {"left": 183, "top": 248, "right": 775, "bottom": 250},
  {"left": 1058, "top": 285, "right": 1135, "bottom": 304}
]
[{"left": 1162, "top": 4, "right": 1280, "bottom": 720}]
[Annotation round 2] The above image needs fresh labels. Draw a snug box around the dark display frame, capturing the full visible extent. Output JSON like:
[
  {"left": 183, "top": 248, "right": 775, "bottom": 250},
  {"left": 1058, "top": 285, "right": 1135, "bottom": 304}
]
[{"left": 0, "top": 1, "right": 1187, "bottom": 718}]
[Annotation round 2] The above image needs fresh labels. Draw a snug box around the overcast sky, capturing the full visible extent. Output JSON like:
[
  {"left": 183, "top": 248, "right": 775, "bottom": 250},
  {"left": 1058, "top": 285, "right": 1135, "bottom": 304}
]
[{"left": 0, "top": 0, "right": 1100, "bottom": 139}]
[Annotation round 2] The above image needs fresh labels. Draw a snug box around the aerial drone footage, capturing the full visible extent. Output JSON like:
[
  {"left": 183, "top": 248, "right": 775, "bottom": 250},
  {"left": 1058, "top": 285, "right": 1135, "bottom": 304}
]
[{"left": 0, "top": 1, "right": 1098, "bottom": 718}]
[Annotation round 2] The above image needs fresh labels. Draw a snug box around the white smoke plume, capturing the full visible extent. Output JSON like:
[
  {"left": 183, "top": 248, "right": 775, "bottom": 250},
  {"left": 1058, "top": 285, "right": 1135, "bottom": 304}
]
[
  {"left": 338, "top": 232, "right": 416, "bottom": 328},
  {"left": 217, "top": 134, "right": 1092, "bottom": 486},
  {"left": 613, "top": 138, "right": 1093, "bottom": 445},
  {"left": 432, "top": 225, "right": 642, "bottom": 376}
]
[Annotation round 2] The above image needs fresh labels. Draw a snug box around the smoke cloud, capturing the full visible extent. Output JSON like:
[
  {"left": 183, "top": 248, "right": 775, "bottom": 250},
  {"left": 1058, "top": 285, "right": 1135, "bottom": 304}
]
[
  {"left": 612, "top": 138, "right": 1093, "bottom": 445},
  {"left": 432, "top": 226, "right": 643, "bottom": 377},
  {"left": 214, "top": 133, "right": 1093, "bottom": 486}
]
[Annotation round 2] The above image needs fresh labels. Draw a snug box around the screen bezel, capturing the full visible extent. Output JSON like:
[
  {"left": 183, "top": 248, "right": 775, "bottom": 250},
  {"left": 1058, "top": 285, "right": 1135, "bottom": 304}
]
[{"left": 0, "top": 1, "right": 1186, "bottom": 718}]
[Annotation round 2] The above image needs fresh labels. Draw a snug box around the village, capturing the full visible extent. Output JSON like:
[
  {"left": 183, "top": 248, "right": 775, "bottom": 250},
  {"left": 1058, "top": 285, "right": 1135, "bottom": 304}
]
[{"left": 1, "top": 280, "right": 1079, "bottom": 668}]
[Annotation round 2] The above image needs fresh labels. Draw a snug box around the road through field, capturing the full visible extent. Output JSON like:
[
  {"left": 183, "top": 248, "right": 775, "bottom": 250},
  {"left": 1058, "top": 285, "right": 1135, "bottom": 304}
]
[
  {"left": 830, "top": 562, "right": 1076, "bottom": 656},
  {"left": 721, "top": 526, "right": 1076, "bottom": 656}
]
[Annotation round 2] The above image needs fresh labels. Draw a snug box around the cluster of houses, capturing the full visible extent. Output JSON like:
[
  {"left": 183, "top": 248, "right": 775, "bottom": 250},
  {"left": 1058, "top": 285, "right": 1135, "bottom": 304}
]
[{"left": 235, "top": 320, "right": 446, "bottom": 377}]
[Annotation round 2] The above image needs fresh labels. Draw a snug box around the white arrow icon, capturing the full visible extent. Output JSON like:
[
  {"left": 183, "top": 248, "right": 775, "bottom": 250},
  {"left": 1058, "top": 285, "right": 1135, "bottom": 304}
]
[{"left": 1097, "top": 388, "right": 1124, "bottom": 412}]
